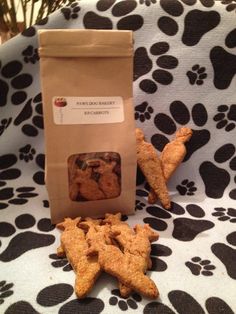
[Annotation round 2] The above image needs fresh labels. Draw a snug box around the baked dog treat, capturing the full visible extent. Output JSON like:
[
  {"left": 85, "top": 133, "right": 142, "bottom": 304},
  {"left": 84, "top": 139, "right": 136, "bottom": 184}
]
[
  {"left": 136, "top": 128, "right": 171, "bottom": 209},
  {"left": 108, "top": 214, "right": 159, "bottom": 297},
  {"left": 79, "top": 217, "right": 112, "bottom": 247},
  {"left": 82, "top": 215, "right": 128, "bottom": 294},
  {"left": 56, "top": 214, "right": 159, "bottom": 299},
  {"left": 75, "top": 168, "right": 105, "bottom": 201},
  {"left": 56, "top": 217, "right": 85, "bottom": 268},
  {"left": 56, "top": 217, "right": 101, "bottom": 298},
  {"left": 103, "top": 213, "right": 134, "bottom": 239},
  {"left": 103, "top": 213, "right": 135, "bottom": 297},
  {"left": 68, "top": 153, "right": 121, "bottom": 201},
  {"left": 95, "top": 160, "right": 120, "bottom": 199},
  {"left": 87, "top": 223, "right": 159, "bottom": 299},
  {"left": 111, "top": 223, "right": 158, "bottom": 272},
  {"left": 148, "top": 127, "right": 192, "bottom": 204}
]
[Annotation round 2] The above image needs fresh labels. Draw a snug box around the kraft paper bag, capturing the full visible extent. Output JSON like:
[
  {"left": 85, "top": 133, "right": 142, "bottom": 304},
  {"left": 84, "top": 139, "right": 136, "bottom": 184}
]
[{"left": 39, "top": 29, "right": 136, "bottom": 223}]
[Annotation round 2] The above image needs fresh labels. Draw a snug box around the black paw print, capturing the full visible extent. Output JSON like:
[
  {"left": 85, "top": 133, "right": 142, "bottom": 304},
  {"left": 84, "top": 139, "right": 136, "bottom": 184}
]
[
  {"left": 0, "top": 187, "right": 38, "bottom": 210},
  {"left": 121, "top": 214, "right": 129, "bottom": 222},
  {"left": 43, "top": 200, "right": 49, "bottom": 208},
  {"left": 84, "top": 0, "right": 143, "bottom": 32},
  {"left": 135, "top": 101, "right": 154, "bottom": 122},
  {"left": 150, "top": 243, "right": 172, "bottom": 272},
  {"left": 0, "top": 60, "right": 32, "bottom": 107},
  {"left": 0, "top": 154, "right": 21, "bottom": 188},
  {"left": 61, "top": 2, "right": 80, "bottom": 20},
  {"left": 21, "top": 16, "right": 49, "bottom": 38},
  {"left": 139, "top": 0, "right": 157, "bottom": 6},
  {"left": 14, "top": 93, "right": 44, "bottom": 137},
  {"left": 0, "top": 118, "right": 12, "bottom": 136},
  {"left": 19, "top": 144, "right": 36, "bottom": 162},
  {"left": 158, "top": 2, "right": 218, "bottom": 47},
  {"left": 49, "top": 253, "right": 73, "bottom": 271},
  {"left": 176, "top": 179, "right": 197, "bottom": 196},
  {"left": 213, "top": 104, "right": 236, "bottom": 132},
  {"left": 186, "top": 256, "right": 216, "bottom": 276},
  {"left": 33, "top": 154, "right": 45, "bottom": 185},
  {"left": 212, "top": 230, "right": 236, "bottom": 280},
  {"left": 135, "top": 200, "right": 145, "bottom": 211},
  {"left": 22, "top": 45, "right": 39, "bottom": 64},
  {"left": 144, "top": 203, "right": 214, "bottom": 241},
  {"left": 0, "top": 214, "right": 55, "bottom": 262},
  {"left": 136, "top": 182, "right": 151, "bottom": 197},
  {"left": 145, "top": 291, "right": 233, "bottom": 314},
  {"left": 152, "top": 101, "right": 210, "bottom": 161},
  {"left": 212, "top": 207, "right": 236, "bottom": 223},
  {"left": 187, "top": 64, "right": 207, "bottom": 85},
  {"left": 0, "top": 281, "right": 14, "bottom": 305},
  {"left": 135, "top": 42, "right": 178, "bottom": 94},
  {"left": 109, "top": 289, "right": 142, "bottom": 311},
  {"left": 200, "top": 143, "right": 236, "bottom": 199},
  {"left": 221, "top": 0, "right": 236, "bottom": 12},
  {"left": 6, "top": 285, "right": 102, "bottom": 313}
]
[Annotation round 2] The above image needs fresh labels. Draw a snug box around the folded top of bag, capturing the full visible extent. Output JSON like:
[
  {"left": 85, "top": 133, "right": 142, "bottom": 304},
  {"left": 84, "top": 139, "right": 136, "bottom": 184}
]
[{"left": 38, "top": 29, "right": 133, "bottom": 57}]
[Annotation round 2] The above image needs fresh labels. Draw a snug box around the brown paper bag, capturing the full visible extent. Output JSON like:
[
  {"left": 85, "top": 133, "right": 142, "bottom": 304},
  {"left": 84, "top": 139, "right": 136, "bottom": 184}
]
[{"left": 38, "top": 29, "right": 136, "bottom": 223}]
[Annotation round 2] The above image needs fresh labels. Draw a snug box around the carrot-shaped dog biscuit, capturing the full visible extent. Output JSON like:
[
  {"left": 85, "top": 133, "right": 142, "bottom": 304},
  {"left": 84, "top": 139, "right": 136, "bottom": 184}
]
[
  {"left": 110, "top": 219, "right": 159, "bottom": 297},
  {"left": 111, "top": 223, "right": 159, "bottom": 272},
  {"left": 103, "top": 213, "right": 135, "bottom": 297},
  {"left": 56, "top": 217, "right": 86, "bottom": 268},
  {"left": 74, "top": 168, "right": 105, "bottom": 201},
  {"left": 56, "top": 218, "right": 101, "bottom": 298},
  {"left": 94, "top": 160, "right": 120, "bottom": 199},
  {"left": 103, "top": 213, "right": 134, "bottom": 238},
  {"left": 136, "top": 128, "right": 171, "bottom": 209},
  {"left": 148, "top": 127, "right": 192, "bottom": 204},
  {"left": 87, "top": 224, "right": 159, "bottom": 299},
  {"left": 104, "top": 214, "right": 156, "bottom": 292},
  {"left": 80, "top": 217, "right": 111, "bottom": 245}
]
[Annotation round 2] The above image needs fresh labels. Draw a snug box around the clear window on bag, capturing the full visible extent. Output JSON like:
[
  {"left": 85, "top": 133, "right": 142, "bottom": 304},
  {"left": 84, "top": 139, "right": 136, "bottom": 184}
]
[{"left": 68, "top": 152, "right": 121, "bottom": 202}]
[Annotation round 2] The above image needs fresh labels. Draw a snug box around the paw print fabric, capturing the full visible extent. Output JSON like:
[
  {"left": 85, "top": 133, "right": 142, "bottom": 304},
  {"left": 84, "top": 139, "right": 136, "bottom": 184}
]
[{"left": 0, "top": 0, "right": 236, "bottom": 313}]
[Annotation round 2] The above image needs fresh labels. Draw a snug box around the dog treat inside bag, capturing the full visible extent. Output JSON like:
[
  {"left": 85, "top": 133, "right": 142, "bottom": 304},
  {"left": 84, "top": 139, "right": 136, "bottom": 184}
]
[{"left": 39, "top": 30, "right": 136, "bottom": 223}]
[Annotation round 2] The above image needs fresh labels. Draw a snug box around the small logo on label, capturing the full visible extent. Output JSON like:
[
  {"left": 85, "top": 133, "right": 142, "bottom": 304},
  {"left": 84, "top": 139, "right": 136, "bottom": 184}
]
[{"left": 54, "top": 97, "right": 67, "bottom": 108}]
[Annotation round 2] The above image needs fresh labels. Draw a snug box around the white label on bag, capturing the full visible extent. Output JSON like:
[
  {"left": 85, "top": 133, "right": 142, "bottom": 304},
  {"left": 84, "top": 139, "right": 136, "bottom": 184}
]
[{"left": 52, "top": 96, "right": 124, "bottom": 125}]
